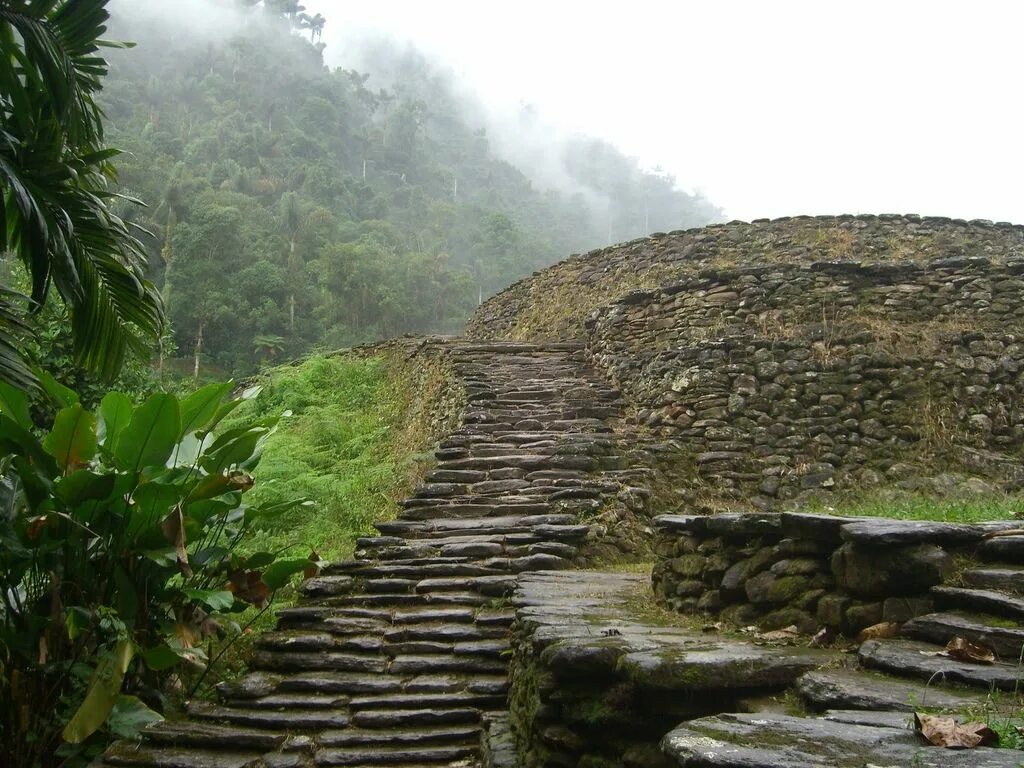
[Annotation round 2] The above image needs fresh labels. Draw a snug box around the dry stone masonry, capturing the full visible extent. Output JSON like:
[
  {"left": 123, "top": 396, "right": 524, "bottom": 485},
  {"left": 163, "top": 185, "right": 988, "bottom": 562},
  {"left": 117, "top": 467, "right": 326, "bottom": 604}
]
[
  {"left": 96, "top": 215, "right": 1024, "bottom": 768},
  {"left": 470, "top": 214, "right": 1024, "bottom": 506}
]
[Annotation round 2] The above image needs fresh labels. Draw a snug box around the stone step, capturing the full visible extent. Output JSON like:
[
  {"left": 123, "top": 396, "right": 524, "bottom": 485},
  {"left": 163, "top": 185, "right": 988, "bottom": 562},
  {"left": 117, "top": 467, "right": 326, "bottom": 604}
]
[
  {"left": 187, "top": 702, "right": 350, "bottom": 730},
  {"left": 251, "top": 650, "right": 387, "bottom": 674},
  {"left": 102, "top": 744, "right": 262, "bottom": 768},
  {"left": 314, "top": 744, "right": 478, "bottom": 766},
  {"left": 962, "top": 566, "right": 1024, "bottom": 594},
  {"left": 932, "top": 585, "right": 1024, "bottom": 619},
  {"left": 796, "top": 668, "right": 990, "bottom": 713},
  {"left": 318, "top": 724, "right": 480, "bottom": 747},
  {"left": 662, "top": 711, "right": 1024, "bottom": 768},
  {"left": 387, "top": 654, "right": 507, "bottom": 675},
  {"left": 383, "top": 623, "right": 506, "bottom": 643},
  {"left": 255, "top": 631, "right": 382, "bottom": 654},
  {"left": 978, "top": 534, "right": 1024, "bottom": 563},
  {"left": 272, "top": 671, "right": 484, "bottom": 695},
  {"left": 858, "top": 638, "right": 1023, "bottom": 690},
  {"left": 221, "top": 691, "right": 350, "bottom": 710},
  {"left": 348, "top": 690, "right": 503, "bottom": 711},
  {"left": 902, "top": 611, "right": 1024, "bottom": 660},
  {"left": 139, "top": 721, "right": 287, "bottom": 751},
  {"left": 312, "top": 592, "right": 490, "bottom": 609},
  {"left": 350, "top": 707, "right": 481, "bottom": 729}
]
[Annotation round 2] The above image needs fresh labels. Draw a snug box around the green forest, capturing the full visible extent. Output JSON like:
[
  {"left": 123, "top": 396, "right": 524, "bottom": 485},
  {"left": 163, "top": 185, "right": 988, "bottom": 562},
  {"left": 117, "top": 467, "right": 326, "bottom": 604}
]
[{"left": 96, "top": 0, "right": 719, "bottom": 379}]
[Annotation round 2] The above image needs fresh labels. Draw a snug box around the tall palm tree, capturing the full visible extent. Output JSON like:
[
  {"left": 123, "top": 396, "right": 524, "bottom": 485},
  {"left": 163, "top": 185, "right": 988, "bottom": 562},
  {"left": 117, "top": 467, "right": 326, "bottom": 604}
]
[{"left": 0, "top": 0, "right": 164, "bottom": 390}]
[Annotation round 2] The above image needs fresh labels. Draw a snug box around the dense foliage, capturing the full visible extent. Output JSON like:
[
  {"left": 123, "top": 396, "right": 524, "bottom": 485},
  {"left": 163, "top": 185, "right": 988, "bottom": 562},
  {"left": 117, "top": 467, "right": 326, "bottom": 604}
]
[
  {"left": 0, "top": 380, "right": 313, "bottom": 766},
  {"left": 99, "top": 1, "right": 720, "bottom": 377},
  {"left": 0, "top": 0, "right": 163, "bottom": 390}
]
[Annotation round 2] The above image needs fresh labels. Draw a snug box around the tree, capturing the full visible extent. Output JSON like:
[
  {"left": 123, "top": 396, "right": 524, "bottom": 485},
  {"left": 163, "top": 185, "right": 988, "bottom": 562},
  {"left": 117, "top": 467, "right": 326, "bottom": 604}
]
[{"left": 0, "top": 0, "right": 164, "bottom": 390}]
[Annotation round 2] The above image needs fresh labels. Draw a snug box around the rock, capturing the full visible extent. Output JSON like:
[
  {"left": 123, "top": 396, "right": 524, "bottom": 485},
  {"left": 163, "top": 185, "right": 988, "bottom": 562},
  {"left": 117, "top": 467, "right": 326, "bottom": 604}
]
[
  {"left": 859, "top": 638, "right": 1024, "bottom": 690},
  {"left": 662, "top": 711, "right": 1024, "bottom": 767},
  {"left": 831, "top": 542, "right": 952, "bottom": 597},
  {"left": 796, "top": 668, "right": 988, "bottom": 713},
  {"left": 839, "top": 520, "right": 987, "bottom": 547},
  {"left": 744, "top": 572, "right": 812, "bottom": 605}
]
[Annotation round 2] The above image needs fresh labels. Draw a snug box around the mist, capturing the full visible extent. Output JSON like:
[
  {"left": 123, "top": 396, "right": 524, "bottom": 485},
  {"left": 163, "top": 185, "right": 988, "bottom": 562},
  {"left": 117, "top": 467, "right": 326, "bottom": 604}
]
[{"left": 307, "top": 0, "right": 1024, "bottom": 225}]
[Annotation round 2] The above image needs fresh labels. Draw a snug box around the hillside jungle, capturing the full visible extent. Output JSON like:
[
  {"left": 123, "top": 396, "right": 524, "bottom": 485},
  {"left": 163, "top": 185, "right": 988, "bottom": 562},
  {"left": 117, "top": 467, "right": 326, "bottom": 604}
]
[
  {"left": 98, "top": 0, "right": 719, "bottom": 382},
  {"left": 0, "top": 2, "right": 722, "bottom": 765}
]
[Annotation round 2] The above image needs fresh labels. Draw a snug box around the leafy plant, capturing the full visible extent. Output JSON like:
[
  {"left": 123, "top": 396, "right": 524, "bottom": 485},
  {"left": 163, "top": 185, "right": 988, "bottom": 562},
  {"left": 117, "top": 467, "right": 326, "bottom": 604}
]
[
  {"left": 0, "top": 0, "right": 164, "bottom": 391},
  {"left": 0, "top": 380, "right": 312, "bottom": 767}
]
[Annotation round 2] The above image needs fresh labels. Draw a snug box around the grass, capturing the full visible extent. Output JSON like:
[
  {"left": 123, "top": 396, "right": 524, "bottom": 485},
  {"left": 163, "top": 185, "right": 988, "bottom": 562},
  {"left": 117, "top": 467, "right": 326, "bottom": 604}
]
[
  {"left": 224, "top": 350, "right": 452, "bottom": 563},
  {"left": 802, "top": 492, "right": 1024, "bottom": 524},
  {"left": 193, "top": 347, "right": 459, "bottom": 699}
]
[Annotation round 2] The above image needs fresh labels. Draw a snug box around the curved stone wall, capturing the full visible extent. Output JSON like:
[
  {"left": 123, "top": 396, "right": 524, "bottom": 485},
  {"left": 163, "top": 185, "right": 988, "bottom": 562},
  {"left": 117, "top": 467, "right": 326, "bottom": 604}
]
[
  {"left": 468, "top": 214, "right": 1024, "bottom": 342},
  {"left": 468, "top": 214, "right": 1024, "bottom": 506}
]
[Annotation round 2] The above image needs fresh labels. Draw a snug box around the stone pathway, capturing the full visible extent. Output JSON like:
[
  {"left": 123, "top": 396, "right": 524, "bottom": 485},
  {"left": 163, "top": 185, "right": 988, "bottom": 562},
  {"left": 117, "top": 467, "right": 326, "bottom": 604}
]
[
  {"left": 667, "top": 521, "right": 1024, "bottom": 767},
  {"left": 98, "top": 342, "right": 647, "bottom": 768}
]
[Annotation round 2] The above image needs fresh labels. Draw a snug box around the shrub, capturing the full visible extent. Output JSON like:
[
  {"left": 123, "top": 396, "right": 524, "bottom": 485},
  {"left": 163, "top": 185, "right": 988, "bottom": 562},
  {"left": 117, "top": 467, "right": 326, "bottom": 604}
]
[{"left": 0, "top": 381, "right": 312, "bottom": 767}]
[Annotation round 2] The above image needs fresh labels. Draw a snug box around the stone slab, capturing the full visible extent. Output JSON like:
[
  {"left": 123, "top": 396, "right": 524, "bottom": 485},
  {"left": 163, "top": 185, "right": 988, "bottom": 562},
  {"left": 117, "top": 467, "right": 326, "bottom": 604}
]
[
  {"left": 661, "top": 711, "right": 1024, "bottom": 767},
  {"left": 796, "top": 668, "right": 989, "bottom": 713}
]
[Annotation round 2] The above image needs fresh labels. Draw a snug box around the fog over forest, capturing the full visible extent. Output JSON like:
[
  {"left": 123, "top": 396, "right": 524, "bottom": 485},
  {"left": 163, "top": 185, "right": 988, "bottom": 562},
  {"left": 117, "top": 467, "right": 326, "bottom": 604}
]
[{"left": 98, "top": 0, "right": 719, "bottom": 378}]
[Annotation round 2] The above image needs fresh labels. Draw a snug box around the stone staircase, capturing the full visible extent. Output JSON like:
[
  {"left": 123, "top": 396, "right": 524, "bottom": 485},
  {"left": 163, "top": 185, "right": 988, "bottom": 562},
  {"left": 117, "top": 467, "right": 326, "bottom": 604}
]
[
  {"left": 99, "top": 341, "right": 646, "bottom": 768},
  {"left": 800, "top": 527, "right": 1024, "bottom": 713}
]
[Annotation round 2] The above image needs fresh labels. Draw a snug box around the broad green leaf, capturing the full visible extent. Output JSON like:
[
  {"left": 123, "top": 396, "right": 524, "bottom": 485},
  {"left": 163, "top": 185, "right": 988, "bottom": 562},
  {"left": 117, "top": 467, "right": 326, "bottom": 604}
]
[
  {"left": 62, "top": 639, "right": 134, "bottom": 743},
  {"left": 114, "top": 393, "right": 180, "bottom": 473},
  {"left": 0, "top": 381, "right": 32, "bottom": 430},
  {"left": 263, "top": 558, "right": 314, "bottom": 590},
  {"left": 170, "top": 432, "right": 211, "bottom": 469},
  {"left": 142, "top": 645, "right": 182, "bottom": 672},
  {"left": 129, "top": 482, "right": 186, "bottom": 539},
  {"left": 184, "top": 588, "right": 235, "bottom": 611},
  {"left": 245, "top": 551, "right": 276, "bottom": 569},
  {"left": 42, "top": 404, "right": 98, "bottom": 472},
  {"left": 98, "top": 392, "right": 133, "bottom": 448},
  {"left": 55, "top": 470, "right": 115, "bottom": 507},
  {"left": 178, "top": 381, "right": 233, "bottom": 438},
  {"left": 36, "top": 370, "right": 79, "bottom": 408},
  {"left": 107, "top": 695, "right": 163, "bottom": 739}
]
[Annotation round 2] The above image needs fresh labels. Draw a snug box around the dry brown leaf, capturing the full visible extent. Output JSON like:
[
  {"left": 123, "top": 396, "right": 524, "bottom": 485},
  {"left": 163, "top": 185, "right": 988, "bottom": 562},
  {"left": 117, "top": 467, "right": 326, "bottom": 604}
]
[
  {"left": 160, "top": 504, "right": 192, "bottom": 577},
  {"left": 982, "top": 529, "right": 1024, "bottom": 539},
  {"left": 914, "top": 713, "right": 999, "bottom": 749},
  {"left": 856, "top": 622, "right": 902, "bottom": 643},
  {"left": 758, "top": 625, "right": 800, "bottom": 642},
  {"left": 304, "top": 550, "right": 322, "bottom": 580},
  {"left": 227, "top": 569, "right": 270, "bottom": 608},
  {"left": 810, "top": 627, "right": 834, "bottom": 647},
  {"left": 944, "top": 636, "right": 996, "bottom": 665}
]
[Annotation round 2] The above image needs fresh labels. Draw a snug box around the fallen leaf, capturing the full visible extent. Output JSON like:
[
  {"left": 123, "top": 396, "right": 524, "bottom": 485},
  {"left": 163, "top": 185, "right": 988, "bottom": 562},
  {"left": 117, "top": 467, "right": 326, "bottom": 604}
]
[
  {"left": 915, "top": 713, "right": 998, "bottom": 749},
  {"left": 758, "top": 625, "right": 800, "bottom": 642},
  {"left": 857, "top": 622, "right": 902, "bottom": 643},
  {"left": 810, "top": 627, "right": 834, "bottom": 647},
  {"left": 944, "top": 636, "right": 996, "bottom": 665},
  {"left": 983, "top": 528, "right": 1024, "bottom": 539}
]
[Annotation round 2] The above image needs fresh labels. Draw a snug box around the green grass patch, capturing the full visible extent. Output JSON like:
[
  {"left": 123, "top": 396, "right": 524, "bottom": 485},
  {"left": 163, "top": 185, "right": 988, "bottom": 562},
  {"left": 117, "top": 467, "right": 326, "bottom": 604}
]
[
  {"left": 224, "top": 351, "right": 444, "bottom": 563},
  {"left": 802, "top": 493, "right": 1024, "bottom": 524}
]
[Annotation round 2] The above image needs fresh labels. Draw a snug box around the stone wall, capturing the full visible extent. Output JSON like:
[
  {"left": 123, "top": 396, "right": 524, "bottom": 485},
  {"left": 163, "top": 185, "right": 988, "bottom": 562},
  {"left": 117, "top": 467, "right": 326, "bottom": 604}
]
[
  {"left": 468, "top": 214, "right": 1024, "bottom": 342},
  {"left": 651, "top": 512, "right": 1016, "bottom": 635},
  {"left": 585, "top": 259, "right": 1024, "bottom": 505},
  {"left": 469, "top": 215, "right": 1024, "bottom": 506}
]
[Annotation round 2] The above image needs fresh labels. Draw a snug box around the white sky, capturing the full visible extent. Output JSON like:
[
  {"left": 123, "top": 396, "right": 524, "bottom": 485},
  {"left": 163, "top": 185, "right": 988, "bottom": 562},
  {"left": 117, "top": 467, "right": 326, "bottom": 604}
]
[{"left": 307, "top": 0, "right": 1024, "bottom": 223}]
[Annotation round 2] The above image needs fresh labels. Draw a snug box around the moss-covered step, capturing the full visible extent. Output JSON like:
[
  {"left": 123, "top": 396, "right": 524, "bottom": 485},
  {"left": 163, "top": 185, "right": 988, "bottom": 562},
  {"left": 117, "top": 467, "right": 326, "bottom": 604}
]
[
  {"left": 796, "top": 668, "right": 991, "bottom": 713},
  {"left": 859, "top": 638, "right": 1024, "bottom": 690},
  {"left": 903, "top": 611, "right": 1024, "bottom": 660},
  {"left": 661, "top": 711, "right": 1024, "bottom": 768}
]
